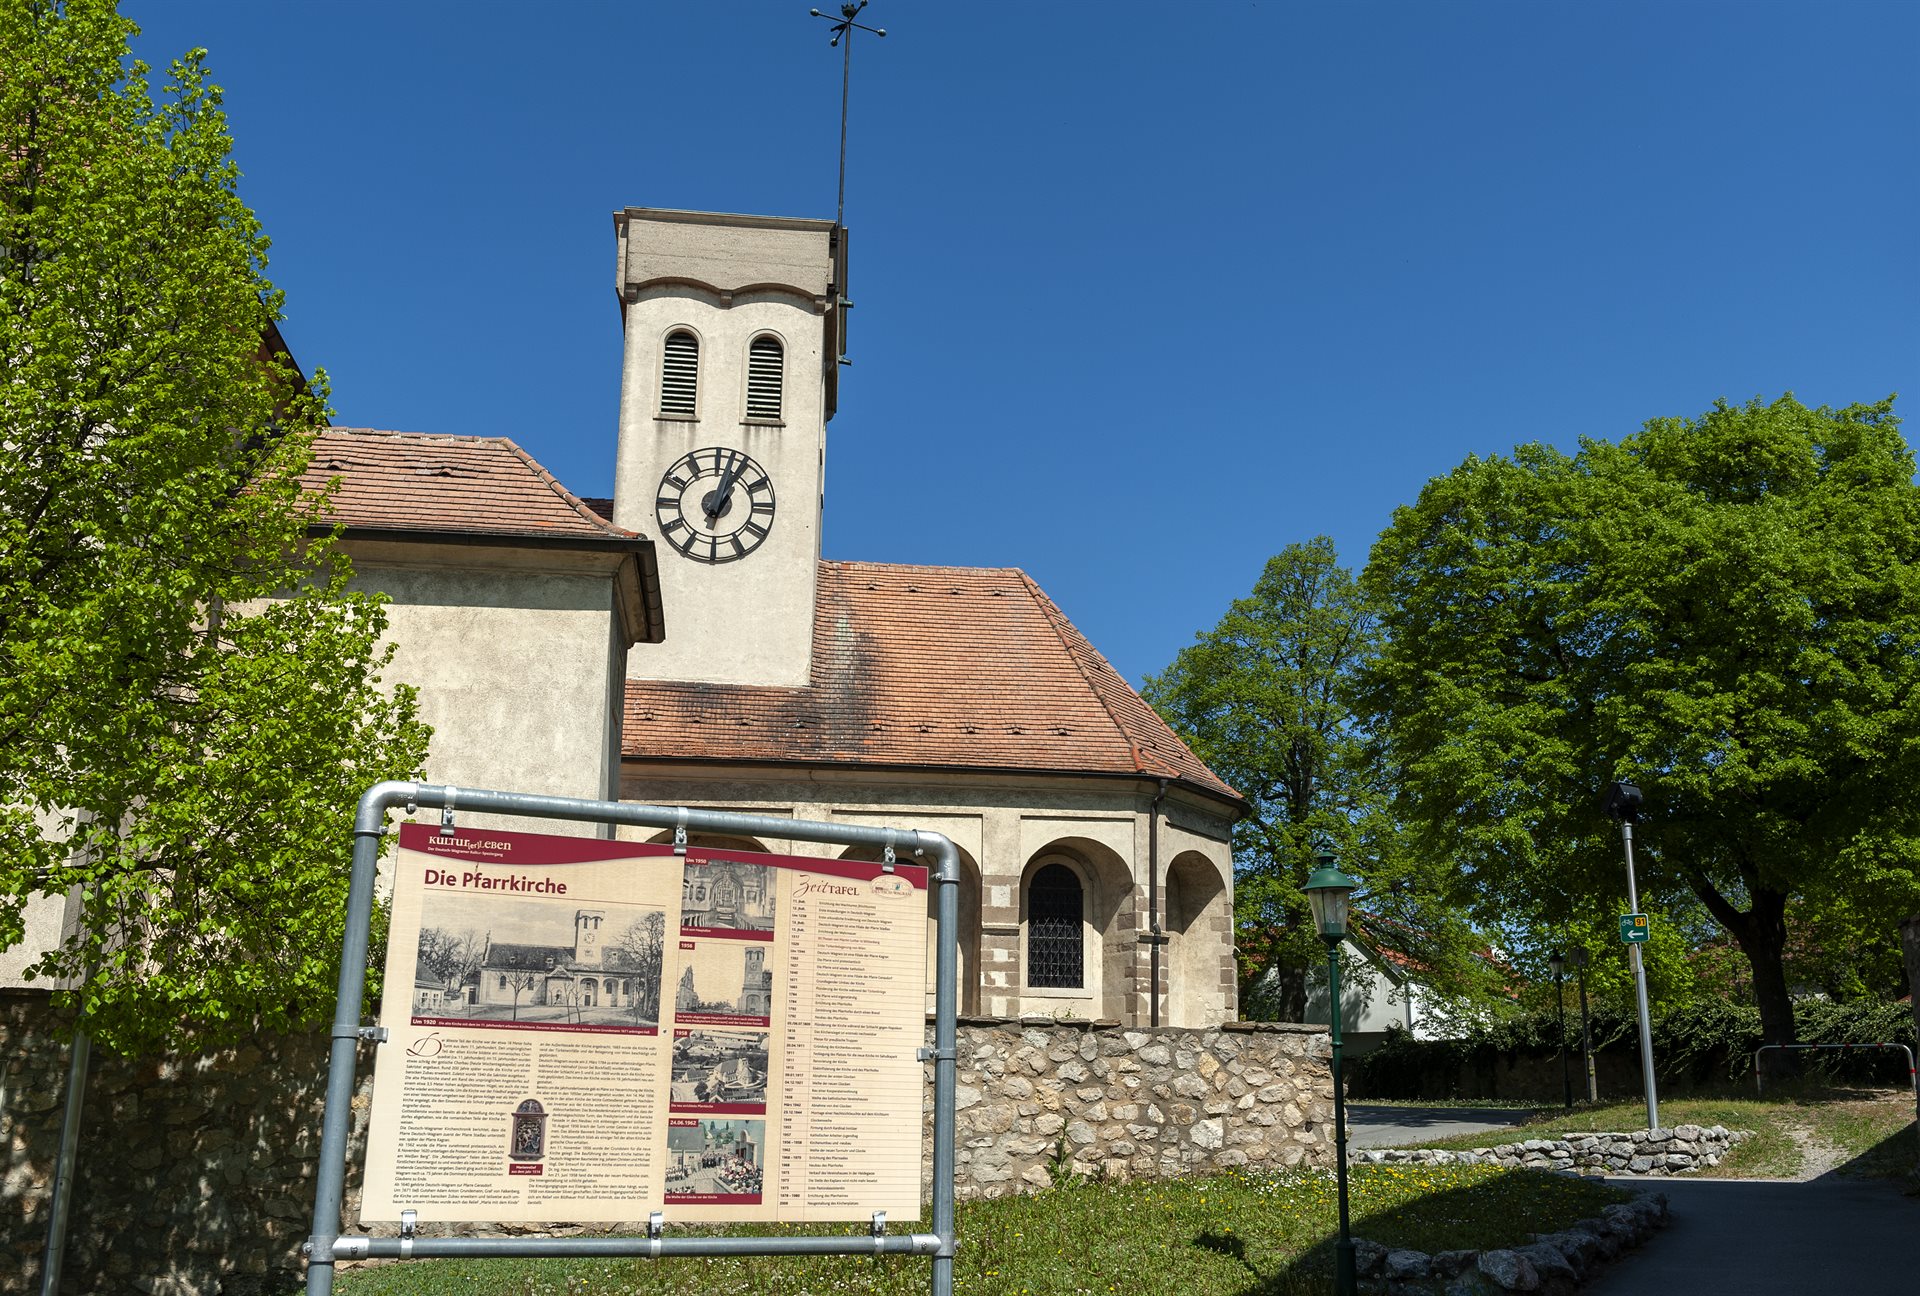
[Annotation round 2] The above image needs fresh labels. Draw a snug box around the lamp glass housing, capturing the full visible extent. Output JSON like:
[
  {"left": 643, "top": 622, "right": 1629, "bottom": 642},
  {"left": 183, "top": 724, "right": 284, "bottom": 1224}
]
[
  {"left": 1549, "top": 951, "right": 1565, "bottom": 977},
  {"left": 1301, "top": 859, "right": 1359, "bottom": 942}
]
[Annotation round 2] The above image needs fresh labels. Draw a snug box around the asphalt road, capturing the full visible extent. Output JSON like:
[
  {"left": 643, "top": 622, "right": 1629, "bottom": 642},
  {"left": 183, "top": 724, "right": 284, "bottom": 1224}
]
[
  {"left": 1344, "top": 1104, "right": 1538, "bottom": 1150},
  {"left": 1586, "top": 1176, "right": 1919, "bottom": 1294}
]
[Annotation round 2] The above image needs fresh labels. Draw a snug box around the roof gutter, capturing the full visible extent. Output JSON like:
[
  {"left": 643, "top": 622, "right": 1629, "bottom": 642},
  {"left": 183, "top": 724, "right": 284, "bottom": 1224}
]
[{"left": 617, "top": 753, "right": 1246, "bottom": 814}]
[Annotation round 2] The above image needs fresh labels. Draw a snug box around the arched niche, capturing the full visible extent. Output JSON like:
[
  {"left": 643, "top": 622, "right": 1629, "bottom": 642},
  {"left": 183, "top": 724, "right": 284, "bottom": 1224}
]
[
  {"left": 839, "top": 843, "right": 982, "bottom": 1017},
  {"left": 1164, "top": 850, "right": 1231, "bottom": 1027},
  {"left": 1019, "top": 837, "right": 1137, "bottom": 1022}
]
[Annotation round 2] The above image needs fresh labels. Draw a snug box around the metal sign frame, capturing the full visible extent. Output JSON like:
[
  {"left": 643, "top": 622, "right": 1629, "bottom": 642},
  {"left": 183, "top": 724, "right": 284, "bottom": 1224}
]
[{"left": 302, "top": 781, "right": 960, "bottom": 1296}]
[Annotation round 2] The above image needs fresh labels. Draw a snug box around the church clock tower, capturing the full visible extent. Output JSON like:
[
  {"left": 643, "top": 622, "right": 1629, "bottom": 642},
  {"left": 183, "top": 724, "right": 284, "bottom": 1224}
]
[{"left": 610, "top": 207, "right": 846, "bottom": 687}]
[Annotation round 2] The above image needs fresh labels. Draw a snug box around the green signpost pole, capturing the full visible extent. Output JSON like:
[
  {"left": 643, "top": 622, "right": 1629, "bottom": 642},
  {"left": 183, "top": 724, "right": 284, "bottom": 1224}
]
[
  {"left": 1603, "top": 780, "right": 1659, "bottom": 1132},
  {"left": 1619, "top": 827, "right": 1659, "bottom": 1131}
]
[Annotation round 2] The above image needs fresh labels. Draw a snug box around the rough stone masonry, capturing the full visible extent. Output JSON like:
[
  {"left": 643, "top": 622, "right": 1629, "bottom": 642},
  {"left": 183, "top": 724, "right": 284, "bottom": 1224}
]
[
  {"left": 2, "top": 997, "right": 1335, "bottom": 1295},
  {"left": 933, "top": 1018, "right": 1336, "bottom": 1197},
  {"left": 1356, "top": 1125, "right": 1753, "bottom": 1177}
]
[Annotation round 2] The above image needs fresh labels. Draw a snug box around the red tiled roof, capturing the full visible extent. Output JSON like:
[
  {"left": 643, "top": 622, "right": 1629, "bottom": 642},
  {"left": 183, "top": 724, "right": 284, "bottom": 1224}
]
[
  {"left": 302, "top": 428, "right": 639, "bottom": 542},
  {"left": 622, "top": 560, "right": 1241, "bottom": 804}
]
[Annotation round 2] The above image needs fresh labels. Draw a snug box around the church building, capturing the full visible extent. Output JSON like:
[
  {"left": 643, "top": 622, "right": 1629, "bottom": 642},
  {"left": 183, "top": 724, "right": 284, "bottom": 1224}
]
[{"left": 7, "top": 207, "right": 1247, "bottom": 1029}]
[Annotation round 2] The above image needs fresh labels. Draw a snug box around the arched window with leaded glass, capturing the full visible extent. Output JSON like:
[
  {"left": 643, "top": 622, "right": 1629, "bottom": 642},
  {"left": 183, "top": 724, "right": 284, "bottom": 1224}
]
[{"left": 1026, "top": 863, "right": 1085, "bottom": 989}]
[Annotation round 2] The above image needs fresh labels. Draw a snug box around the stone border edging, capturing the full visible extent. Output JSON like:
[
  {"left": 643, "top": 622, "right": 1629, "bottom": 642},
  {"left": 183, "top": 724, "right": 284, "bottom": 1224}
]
[
  {"left": 1358, "top": 1125, "right": 1753, "bottom": 1176},
  {"left": 1350, "top": 1189, "right": 1670, "bottom": 1295}
]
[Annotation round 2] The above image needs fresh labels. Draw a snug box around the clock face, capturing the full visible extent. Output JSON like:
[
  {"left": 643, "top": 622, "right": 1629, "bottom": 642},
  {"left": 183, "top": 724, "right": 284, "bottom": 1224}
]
[{"left": 654, "top": 447, "right": 776, "bottom": 564}]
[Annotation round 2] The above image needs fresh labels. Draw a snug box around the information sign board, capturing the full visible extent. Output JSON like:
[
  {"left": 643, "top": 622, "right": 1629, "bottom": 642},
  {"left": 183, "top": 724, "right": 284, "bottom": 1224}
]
[
  {"left": 1619, "top": 912, "right": 1650, "bottom": 943},
  {"left": 360, "top": 824, "right": 928, "bottom": 1225}
]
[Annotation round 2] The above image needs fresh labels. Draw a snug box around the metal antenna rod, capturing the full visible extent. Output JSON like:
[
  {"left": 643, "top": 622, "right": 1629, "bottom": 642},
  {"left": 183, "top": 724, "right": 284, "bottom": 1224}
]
[{"left": 810, "top": 2, "right": 887, "bottom": 227}]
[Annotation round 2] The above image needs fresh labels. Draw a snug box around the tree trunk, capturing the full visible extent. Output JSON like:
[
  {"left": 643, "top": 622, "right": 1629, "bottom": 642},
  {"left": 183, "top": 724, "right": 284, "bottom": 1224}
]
[
  {"left": 1730, "top": 887, "right": 1798, "bottom": 1078},
  {"left": 1902, "top": 915, "right": 1920, "bottom": 1063},
  {"left": 1685, "top": 870, "right": 1798, "bottom": 1074}
]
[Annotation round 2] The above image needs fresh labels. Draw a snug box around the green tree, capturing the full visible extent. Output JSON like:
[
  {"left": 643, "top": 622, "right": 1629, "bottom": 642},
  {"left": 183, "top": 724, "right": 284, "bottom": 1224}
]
[
  {"left": 1144, "top": 538, "right": 1488, "bottom": 1020},
  {"left": 0, "top": 0, "right": 429, "bottom": 1053},
  {"left": 1361, "top": 395, "right": 1920, "bottom": 1057}
]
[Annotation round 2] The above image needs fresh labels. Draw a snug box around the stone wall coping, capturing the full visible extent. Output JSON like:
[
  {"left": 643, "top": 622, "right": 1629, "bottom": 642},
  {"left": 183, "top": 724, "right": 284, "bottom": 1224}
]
[
  {"left": 1358, "top": 1126, "right": 1754, "bottom": 1180},
  {"left": 945, "top": 1013, "right": 1327, "bottom": 1035}
]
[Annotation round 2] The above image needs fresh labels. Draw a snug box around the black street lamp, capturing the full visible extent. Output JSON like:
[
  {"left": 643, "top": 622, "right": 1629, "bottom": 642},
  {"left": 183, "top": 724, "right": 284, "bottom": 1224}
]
[
  {"left": 1303, "top": 852, "right": 1361, "bottom": 1296},
  {"left": 1549, "top": 951, "right": 1571, "bottom": 1109},
  {"left": 1570, "top": 947, "right": 1595, "bottom": 1102}
]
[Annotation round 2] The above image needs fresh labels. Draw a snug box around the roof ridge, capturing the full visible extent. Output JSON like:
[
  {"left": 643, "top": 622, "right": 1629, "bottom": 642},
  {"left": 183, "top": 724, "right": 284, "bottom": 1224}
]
[
  {"left": 496, "top": 437, "right": 638, "bottom": 539},
  {"left": 321, "top": 426, "right": 510, "bottom": 444},
  {"left": 822, "top": 558, "right": 1023, "bottom": 578},
  {"left": 1015, "top": 569, "right": 1168, "bottom": 777}
]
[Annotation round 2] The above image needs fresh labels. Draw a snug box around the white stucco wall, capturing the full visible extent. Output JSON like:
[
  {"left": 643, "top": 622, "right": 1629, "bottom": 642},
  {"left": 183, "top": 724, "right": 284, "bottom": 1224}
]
[
  {"left": 611, "top": 215, "right": 835, "bottom": 690},
  {"left": 347, "top": 543, "right": 630, "bottom": 838},
  {"left": 0, "top": 892, "right": 74, "bottom": 988}
]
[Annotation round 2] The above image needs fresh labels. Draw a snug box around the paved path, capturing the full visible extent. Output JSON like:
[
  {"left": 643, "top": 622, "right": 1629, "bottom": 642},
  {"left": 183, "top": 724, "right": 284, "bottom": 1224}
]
[
  {"left": 1588, "top": 1175, "right": 1919, "bottom": 1295},
  {"left": 1344, "top": 1105, "right": 1536, "bottom": 1149}
]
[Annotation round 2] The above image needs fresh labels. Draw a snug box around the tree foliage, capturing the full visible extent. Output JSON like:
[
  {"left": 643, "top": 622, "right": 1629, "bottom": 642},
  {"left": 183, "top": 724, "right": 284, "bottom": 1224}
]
[
  {"left": 0, "top": 0, "right": 429, "bottom": 1052},
  {"left": 1145, "top": 538, "right": 1490, "bottom": 1020},
  {"left": 416, "top": 925, "right": 486, "bottom": 990},
  {"left": 1361, "top": 395, "right": 1920, "bottom": 1051}
]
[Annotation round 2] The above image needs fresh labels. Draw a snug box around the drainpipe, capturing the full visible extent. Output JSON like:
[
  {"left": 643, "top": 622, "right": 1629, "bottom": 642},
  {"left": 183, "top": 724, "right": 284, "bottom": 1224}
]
[{"left": 1148, "top": 778, "right": 1168, "bottom": 1028}]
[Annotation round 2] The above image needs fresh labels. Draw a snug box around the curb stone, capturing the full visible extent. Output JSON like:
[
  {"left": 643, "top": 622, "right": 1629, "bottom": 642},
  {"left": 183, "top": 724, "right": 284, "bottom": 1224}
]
[{"left": 1348, "top": 1188, "right": 1670, "bottom": 1295}]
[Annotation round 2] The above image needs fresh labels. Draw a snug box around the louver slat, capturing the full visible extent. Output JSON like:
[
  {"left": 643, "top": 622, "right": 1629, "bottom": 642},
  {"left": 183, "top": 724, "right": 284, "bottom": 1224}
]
[
  {"left": 661, "top": 331, "right": 699, "bottom": 415},
  {"left": 746, "top": 336, "right": 784, "bottom": 420}
]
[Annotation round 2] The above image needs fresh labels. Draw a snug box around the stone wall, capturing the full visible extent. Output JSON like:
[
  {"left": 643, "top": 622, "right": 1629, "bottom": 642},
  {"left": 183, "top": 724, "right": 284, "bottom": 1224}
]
[
  {"left": 1356, "top": 1124, "right": 1752, "bottom": 1177},
  {"left": 0, "top": 991, "right": 373, "bottom": 1296},
  {"left": 942, "top": 1018, "right": 1334, "bottom": 1196},
  {"left": 3, "top": 996, "right": 1333, "bottom": 1295}
]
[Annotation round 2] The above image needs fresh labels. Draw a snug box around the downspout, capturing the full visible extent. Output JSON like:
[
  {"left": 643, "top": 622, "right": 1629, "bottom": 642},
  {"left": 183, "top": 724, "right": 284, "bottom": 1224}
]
[{"left": 1148, "top": 778, "right": 1168, "bottom": 1028}]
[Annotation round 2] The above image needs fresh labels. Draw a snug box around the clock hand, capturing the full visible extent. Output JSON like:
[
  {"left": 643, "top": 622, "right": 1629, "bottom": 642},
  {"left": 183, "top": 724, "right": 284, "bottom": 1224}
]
[{"left": 705, "top": 451, "right": 742, "bottom": 524}]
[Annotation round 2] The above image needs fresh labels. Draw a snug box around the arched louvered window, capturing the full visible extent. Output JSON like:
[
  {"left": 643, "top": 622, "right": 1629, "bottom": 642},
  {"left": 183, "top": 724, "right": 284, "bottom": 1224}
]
[
  {"left": 1026, "top": 863, "right": 1085, "bottom": 989},
  {"left": 746, "top": 335, "right": 784, "bottom": 421},
  {"left": 661, "top": 330, "right": 699, "bottom": 416}
]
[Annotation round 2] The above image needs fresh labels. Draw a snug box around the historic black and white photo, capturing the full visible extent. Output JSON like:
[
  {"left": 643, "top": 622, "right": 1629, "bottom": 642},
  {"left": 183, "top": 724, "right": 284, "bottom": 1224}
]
[
  {"left": 413, "top": 892, "right": 667, "bottom": 1030},
  {"left": 673, "top": 941, "right": 773, "bottom": 1023},
  {"left": 680, "top": 857, "right": 776, "bottom": 934}
]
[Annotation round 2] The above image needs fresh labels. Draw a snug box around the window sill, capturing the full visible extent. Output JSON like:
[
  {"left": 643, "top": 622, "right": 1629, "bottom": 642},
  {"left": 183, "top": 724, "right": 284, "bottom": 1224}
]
[
  {"left": 1022, "top": 985, "right": 1091, "bottom": 998},
  {"left": 740, "top": 417, "right": 786, "bottom": 428},
  {"left": 656, "top": 412, "right": 699, "bottom": 423}
]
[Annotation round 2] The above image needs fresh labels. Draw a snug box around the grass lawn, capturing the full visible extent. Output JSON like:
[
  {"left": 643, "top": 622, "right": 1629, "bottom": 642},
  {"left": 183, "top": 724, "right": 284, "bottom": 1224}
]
[
  {"left": 1377, "top": 1085, "right": 1919, "bottom": 1182},
  {"left": 311, "top": 1165, "right": 1629, "bottom": 1296}
]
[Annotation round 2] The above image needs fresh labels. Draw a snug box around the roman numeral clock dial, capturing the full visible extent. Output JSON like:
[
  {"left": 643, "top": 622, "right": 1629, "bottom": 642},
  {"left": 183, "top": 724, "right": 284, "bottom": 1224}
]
[{"left": 654, "top": 447, "right": 776, "bottom": 564}]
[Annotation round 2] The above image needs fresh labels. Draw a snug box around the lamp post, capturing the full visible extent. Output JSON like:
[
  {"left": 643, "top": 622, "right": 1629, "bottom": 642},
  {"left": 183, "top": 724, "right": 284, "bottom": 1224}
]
[
  {"left": 1603, "top": 779, "right": 1660, "bottom": 1131},
  {"left": 1570, "top": 947, "right": 1596, "bottom": 1103},
  {"left": 1549, "top": 951, "right": 1571, "bottom": 1109},
  {"left": 1303, "top": 853, "right": 1360, "bottom": 1296}
]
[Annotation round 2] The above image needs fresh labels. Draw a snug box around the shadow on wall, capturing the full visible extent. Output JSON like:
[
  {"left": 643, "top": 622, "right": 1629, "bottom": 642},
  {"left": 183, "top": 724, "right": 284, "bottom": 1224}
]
[{"left": 0, "top": 992, "right": 356, "bottom": 1296}]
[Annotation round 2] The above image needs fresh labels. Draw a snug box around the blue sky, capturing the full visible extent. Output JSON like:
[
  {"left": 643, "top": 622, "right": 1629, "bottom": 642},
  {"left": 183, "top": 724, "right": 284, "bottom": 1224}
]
[{"left": 130, "top": 2, "right": 1918, "bottom": 689}]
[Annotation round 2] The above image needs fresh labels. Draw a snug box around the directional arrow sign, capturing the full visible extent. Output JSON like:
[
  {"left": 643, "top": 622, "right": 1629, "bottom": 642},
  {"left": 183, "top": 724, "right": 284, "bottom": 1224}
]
[{"left": 1619, "top": 913, "right": 1650, "bottom": 943}]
